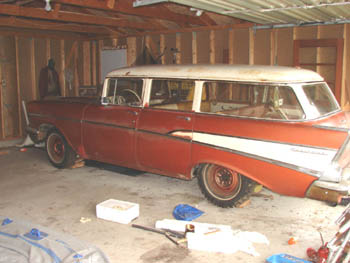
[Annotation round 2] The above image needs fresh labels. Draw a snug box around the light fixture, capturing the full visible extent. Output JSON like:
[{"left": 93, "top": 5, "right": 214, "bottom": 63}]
[
  {"left": 190, "top": 7, "right": 203, "bottom": 17},
  {"left": 45, "top": 0, "right": 52, "bottom": 12}
]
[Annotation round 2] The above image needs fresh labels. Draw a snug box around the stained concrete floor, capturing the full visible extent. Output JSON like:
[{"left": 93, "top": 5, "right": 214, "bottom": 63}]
[{"left": 0, "top": 146, "right": 346, "bottom": 263}]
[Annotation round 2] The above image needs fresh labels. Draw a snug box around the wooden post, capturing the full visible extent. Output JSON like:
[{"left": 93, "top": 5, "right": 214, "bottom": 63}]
[
  {"left": 127, "top": 37, "right": 137, "bottom": 66},
  {"left": 160, "top": 34, "right": 165, "bottom": 64},
  {"left": 209, "top": 30, "right": 215, "bottom": 64},
  {"left": 46, "top": 39, "right": 51, "bottom": 62},
  {"left": 176, "top": 33, "right": 181, "bottom": 64},
  {"left": 249, "top": 28, "right": 254, "bottom": 65},
  {"left": 92, "top": 41, "right": 97, "bottom": 86},
  {"left": 228, "top": 29, "right": 234, "bottom": 64},
  {"left": 30, "top": 38, "right": 37, "bottom": 99},
  {"left": 342, "top": 24, "right": 348, "bottom": 108},
  {"left": 270, "top": 29, "right": 277, "bottom": 65},
  {"left": 60, "top": 39, "right": 66, "bottom": 97},
  {"left": 192, "top": 32, "right": 197, "bottom": 64},
  {"left": 98, "top": 40, "right": 103, "bottom": 85},
  {"left": 15, "top": 36, "right": 22, "bottom": 136},
  {"left": 74, "top": 41, "right": 79, "bottom": 96},
  {"left": 83, "top": 41, "right": 91, "bottom": 86}
]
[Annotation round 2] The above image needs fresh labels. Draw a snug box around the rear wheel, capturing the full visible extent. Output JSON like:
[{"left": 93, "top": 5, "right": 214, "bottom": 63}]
[
  {"left": 198, "top": 164, "right": 255, "bottom": 208},
  {"left": 46, "top": 129, "right": 76, "bottom": 168}
]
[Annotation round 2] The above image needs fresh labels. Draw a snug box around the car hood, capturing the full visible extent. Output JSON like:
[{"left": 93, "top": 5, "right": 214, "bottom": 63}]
[{"left": 314, "top": 111, "right": 350, "bottom": 131}]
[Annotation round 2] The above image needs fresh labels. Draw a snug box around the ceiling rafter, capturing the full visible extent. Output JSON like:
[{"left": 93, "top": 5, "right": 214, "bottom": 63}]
[
  {"left": 0, "top": 16, "right": 111, "bottom": 35},
  {"left": 0, "top": 3, "right": 162, "bottom": 31},
  {"left": 54, "top": 0, "right": 209, "bottom": 26}
]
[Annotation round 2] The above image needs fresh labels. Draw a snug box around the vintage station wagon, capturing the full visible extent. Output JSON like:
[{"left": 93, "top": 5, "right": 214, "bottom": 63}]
[{"left": 26, "top": 64, "right": 350, "bottom": 207}]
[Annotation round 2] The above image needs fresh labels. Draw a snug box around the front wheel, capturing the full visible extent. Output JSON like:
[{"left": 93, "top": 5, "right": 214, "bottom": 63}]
[
  {"left": 198, "top": 164, "right": 255, "bottom": 208},
  {"left": 46, "top": 129, "right": 76, "bottom": 168}
]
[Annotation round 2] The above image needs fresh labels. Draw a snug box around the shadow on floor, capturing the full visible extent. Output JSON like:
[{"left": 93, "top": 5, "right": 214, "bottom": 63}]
[{"left": 85, "top": 160, "right": 144, "bottom": 176}]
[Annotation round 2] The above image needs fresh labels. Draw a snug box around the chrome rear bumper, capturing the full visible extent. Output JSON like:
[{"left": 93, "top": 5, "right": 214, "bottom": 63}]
[{"left": 306, "top": 180, "right": 350, "bottom": 204}]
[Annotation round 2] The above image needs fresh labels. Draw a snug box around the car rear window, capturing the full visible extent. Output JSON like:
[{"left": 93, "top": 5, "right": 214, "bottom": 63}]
[{"left": 200, "top": 81, "right": 305, "bottom": 120}]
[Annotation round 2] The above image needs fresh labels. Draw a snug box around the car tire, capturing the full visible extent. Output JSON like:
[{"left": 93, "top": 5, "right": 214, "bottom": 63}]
[
  {"left": 198, "top": 164, "right": 255, "bottom": 208},
  {"left": 46, "top": 129, "right": 76, "bottom": 169}
]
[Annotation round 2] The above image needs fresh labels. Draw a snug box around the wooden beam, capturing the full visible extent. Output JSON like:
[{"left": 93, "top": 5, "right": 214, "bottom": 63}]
[
  {"left": 176, "top": 33, "right": 181, "bottom": 64},
  {"left": 92, "top": 41, "right": 97, "bottom": 86},
  {"left": 0, "top": 17, "right": 111, "bottom": 35},
  {"left": 30, "top": 38, "right": 37, "bottom": 100},
  {"left": 270, "top": 29, "right": 276, "bottom": 65},
  {"left": 113, "top": 21, "right": 254, "bottom": 39},
  {"left": 192, "top": 32, "right": 197, "bottom": 64},
  {"left": 74, "top": 42, "right": 79, "bottom": 96},
  {"left": 60, "top": 40, "right": 66, "bottom": 97},
  {"left": 0, "top": 4, "right": 160, "bottom": 31},
  {"left": 209, "top": 30, "right": 215, "bottom": 64},
  {"left": 46, "top": 39, "right": 51, "bottom": 62},
  {"left": 160, "top": 34, "right": 165, "bottom": 65},
  {"left": 83, "top": 41, "right": 91, "bottom": 86},
  {"left": 15, "top": 36, "right": 22, "bottom": 136},
  {"left": 228, "top": 29, "right": 234, "bottom": 64},
  {"left": 249, "top": 28, "right": 255, "bottom": 65},
  {"left": 127, "top": 37, "right": 137, "bottom": 66},
  {"left": 55, "top": 0, "right": 207, "bottom": 26},
  {"left": 0, "top": 27, "right": 85, "bottom": 40}
]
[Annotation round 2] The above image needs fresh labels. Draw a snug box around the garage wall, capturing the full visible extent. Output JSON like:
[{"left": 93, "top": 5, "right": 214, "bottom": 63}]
[
  {"left": 0, "top": 35, "right": 99, "bottom": 140},
  {"left": 125, "top": 24, "right": 350, "bottom": 110}
]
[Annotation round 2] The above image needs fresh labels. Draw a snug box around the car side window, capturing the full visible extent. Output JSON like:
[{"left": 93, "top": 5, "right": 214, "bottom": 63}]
[
  {"left": 200, "top": 81, "right": 305, "bottom": 120},
  {"left": 105, "top": 78, "right": 143, "bottom": 106},
  {"left": 149, "top": 79, "right": 195, "bottom": 111}
]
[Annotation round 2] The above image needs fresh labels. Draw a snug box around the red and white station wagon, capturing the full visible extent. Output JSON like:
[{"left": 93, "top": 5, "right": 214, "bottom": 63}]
[{"left": 26, "top": 64, "right": 350, "bottom": 207}]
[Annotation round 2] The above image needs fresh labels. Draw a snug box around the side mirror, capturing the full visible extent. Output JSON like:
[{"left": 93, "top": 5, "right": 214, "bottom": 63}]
[{"left": 101, "top": 97, "right": 109, "bottom": 106}]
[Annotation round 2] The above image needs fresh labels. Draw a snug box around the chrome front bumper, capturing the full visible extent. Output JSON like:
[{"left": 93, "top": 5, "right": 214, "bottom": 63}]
[{"left": 306, "top": 180, "right": 350, "bottom": 204}]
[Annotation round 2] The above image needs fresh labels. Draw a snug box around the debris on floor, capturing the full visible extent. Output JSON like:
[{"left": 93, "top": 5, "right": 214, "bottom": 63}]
[
  {"left": 72, "top": 158, "right": 85, "bottom": 169},
  {"left": 80, "top": 217, "right": 92, "bottom": 223},
  {"left": 266, "top": 254, "right": 312, "bottom": 263},
  {"left": 0, "top": 216, "right": 109, "bottom": 263},
  {"left": 172, "top": 204, "right": 204, "bottom": 221},
  {"left": 307, "top": 204, "right": 350, "bottom": 263},
  {"left": 155, "top": 219, "right": 269, "bottom": 256},
  {"left": 96, "top": 199, "right": 139, "bottom": 224}
]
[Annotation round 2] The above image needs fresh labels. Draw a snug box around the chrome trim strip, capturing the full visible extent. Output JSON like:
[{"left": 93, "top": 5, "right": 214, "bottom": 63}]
[
  {"left": 333, "top": 133, "right": 350, "bottom": 163},
  {"left": 83, "top": 120, "right": 134, "bottom": 131},
  {"left": 28, "top": 113, "right": 81, "bottom": 123},
  {"left": 313, "top": 124, "right": 350, "bottom": 132},
  {"left": 193, "top": 140, "right": 321, "bottom": 178}
]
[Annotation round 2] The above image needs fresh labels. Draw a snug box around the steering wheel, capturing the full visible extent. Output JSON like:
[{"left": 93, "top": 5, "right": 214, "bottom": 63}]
[{"left": 120, "top": 89, "right": 142, "bottom": 105}]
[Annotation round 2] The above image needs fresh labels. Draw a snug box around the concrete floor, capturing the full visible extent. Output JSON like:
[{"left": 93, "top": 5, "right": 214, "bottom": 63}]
[{"left": 0, "top": 146, "right": 345, "bottom": 263}]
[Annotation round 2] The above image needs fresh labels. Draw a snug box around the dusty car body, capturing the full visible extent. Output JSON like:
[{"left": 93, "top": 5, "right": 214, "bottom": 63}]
[{"left": 26, "top": 64, "right": 350, "bottom": 207}]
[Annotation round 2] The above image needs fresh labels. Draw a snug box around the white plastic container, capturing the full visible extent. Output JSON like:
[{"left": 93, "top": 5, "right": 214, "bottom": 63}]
[{"left": 96, "top": 199, "right": 139, "bottom": 224}]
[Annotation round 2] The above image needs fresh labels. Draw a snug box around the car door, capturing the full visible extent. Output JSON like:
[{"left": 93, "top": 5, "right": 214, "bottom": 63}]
[
  {"left": 82, "top": 78, "right": 143, "bottom": 167},
  {"left": 136, "top": 79, "right": 195, "bottom": 178}
]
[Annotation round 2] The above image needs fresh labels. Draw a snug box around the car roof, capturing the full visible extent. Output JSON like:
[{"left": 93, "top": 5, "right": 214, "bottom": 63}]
[{"left": 107, "top": 64, "right": 324, "bottom": 83}]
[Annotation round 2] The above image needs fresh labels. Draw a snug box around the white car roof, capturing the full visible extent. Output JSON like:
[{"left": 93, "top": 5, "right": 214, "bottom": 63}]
[{"left": 107, "top": 64, "right": 324, "bottom": 83}]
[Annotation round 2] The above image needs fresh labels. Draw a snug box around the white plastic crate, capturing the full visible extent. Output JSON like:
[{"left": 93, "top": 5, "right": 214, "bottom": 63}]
[{"left": 96, "top": 199, "right": 139, "bottom": 224}]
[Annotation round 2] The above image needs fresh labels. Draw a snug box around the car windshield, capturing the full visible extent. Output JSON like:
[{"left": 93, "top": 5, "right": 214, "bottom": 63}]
[{"left": 302, "top": 83, "right": 340, "bottom": 118}]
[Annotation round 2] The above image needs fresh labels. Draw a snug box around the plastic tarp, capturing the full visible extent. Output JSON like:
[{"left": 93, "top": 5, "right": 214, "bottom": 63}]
[{"left": 0, "top": 216, "right": 109, "bottom": 263}]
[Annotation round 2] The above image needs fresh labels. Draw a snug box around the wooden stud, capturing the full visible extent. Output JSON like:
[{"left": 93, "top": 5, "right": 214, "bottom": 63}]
[
  {"left": 209, "top": 30, "right": 215, "bottom": 64},
  {"left": 270, "top": 29, "right": 277, "bottom": 65},
  {"left": 74, "top": 42, "right": 79, "bottom": 96},
  {"left": 193, "top": 37, "right": 200, "bottom": 65},
  {"left": 0, "top": 46, "right": 3, "bottom": 139},
  {"left": 192, "top": 32, "right": 197, "bottom": 64},
  {"left": 176, "top": 33, "right": 181, "bottom": 64},
  {"left": 127, "top": 37, "right": 137, "bottom": 66},
  {"left": 30, "top": 38, "right": 37, "bottom": 100},
  {"left": 98, "top": 40, "right": 103, "bottom": 85},
  {"left": 160, "top": 34, "right": 165, "bottom": 64},
  {"left": 342, "top": 24, "right": 348, "bottom": 108},
  {"left": 228, "top": 29, "right": 234, "bottom": 64},
  {"left": 15, "top": 36, "right": 22, "bottom": 136},
  {"left": 92, "top": 41, "right": 97, "bottom": 86},
  {"left": 249, "top": 28, "right": 254, "bottom": 65},
  {"left": 46, "top": 39, "right": 51, "bottom": 62},
  {"left": 83, "top": 41, "right": 91, "bottom": 86},
  {"left": 60, "top": 39, "right": 66, "bottom": 97}
]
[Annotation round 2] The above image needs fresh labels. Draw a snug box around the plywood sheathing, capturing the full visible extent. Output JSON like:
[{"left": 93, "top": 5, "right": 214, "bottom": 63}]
[
  {"left": 276, "top": 28, "right": 293, "bottom": 66},
  {"left": 197, "top": 31, "right": 210, "bottom": 64}
]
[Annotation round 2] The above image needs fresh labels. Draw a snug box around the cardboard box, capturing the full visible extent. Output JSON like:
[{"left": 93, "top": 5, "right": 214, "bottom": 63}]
[{"left": 96, "top": 199, "right": 139, "bottom": 224}]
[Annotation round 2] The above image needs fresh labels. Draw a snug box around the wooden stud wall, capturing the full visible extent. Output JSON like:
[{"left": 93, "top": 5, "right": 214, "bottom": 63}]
[{"left": 0, "top": 34, "right": 98, "bottom": 140}]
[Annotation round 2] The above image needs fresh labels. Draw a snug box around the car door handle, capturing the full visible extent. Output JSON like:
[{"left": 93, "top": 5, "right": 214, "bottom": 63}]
[
  {"left": 176, "top": 116, "right": 191, "bottom": 121},
  {"left": 127, "top": 110, "right": 138, "bottom": 116}
]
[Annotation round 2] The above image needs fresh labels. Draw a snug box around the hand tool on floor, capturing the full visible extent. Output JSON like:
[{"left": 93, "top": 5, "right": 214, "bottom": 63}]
[{"left": 131, "top": 224, "right": 185, "bottom": 245}]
